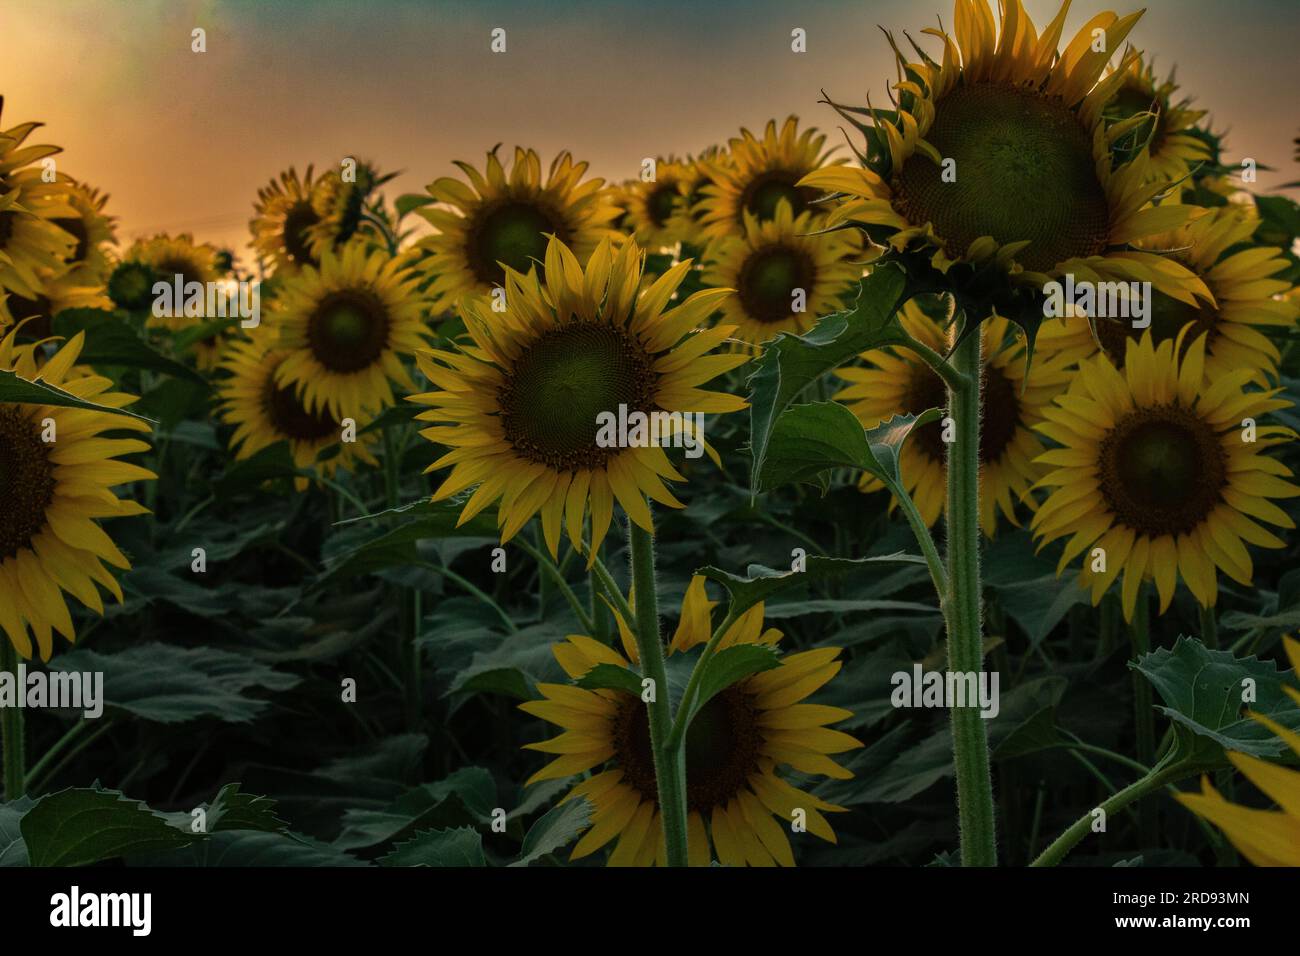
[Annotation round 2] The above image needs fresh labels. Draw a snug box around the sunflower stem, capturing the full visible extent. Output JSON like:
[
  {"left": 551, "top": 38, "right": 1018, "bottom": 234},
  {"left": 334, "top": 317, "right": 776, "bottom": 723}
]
[
  {"left": 626, "top": 514, "right": 689, "bottom": 867},
  {"left": 943, "top": 328, "right": 997, "bottom": 866},
  {"left": 667, "top": 607, "right": 740, "bottom": 753},
  {"left": 1, "top": 641, "right": 25, "bottom": 801},
  {"left": 1129, "top": 589, "right": 1158, "bottom": 843}
]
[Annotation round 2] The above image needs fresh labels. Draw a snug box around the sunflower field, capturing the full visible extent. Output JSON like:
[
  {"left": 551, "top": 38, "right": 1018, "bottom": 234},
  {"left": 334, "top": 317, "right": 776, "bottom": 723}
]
[{"left": 3, "top": 0, "right": 1300, "bottom": 882}]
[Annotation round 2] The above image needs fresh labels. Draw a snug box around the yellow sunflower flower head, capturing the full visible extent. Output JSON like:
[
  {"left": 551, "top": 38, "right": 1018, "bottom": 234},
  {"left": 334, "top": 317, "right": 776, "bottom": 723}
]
[
  {"left": 800, "top": 1, "right": 1211, "bottom": 310},
  {"left": 217, "top": 336, "right": 379, "bottom": 491},
  {"left": 129, "top": 233, "right": 222, "bottom": 332},
  {"left": 305, "top": 157, "right": 393, "bottom": 257},
  {"left": 672, "top": 145, "right": 728, "bottom": 248},
  {"left": 1174, "top": 635, "right": 1300, "bottom": 866},
  {"left": 49, "top": 177, "right": 116, "bottom": 286},
  {"left": 521, "top": 575, "right": 860, "bottom": 866},
  {"left": 1, "top": 268, "right": 112, "bottom": 341},
  {"left": 417, "top": 146, "right": 622, "bottom": 310},
  {"left": 1101, "top": 53, "right": 1211, "bottom": 187},
  {"left": 622, "top": 157, "right": 695, "bottom": 250},
  {"left": 838, "top": 299, "right": 1073, "bottom": 535},
  {"left": 698, "top": 116, "right": 841, "bottom": 242},
  {"left": 411, "top": 235, "right": 748, "bottom": 563},
  {"left": 1038, "top": 204, "right": 1298, "bottom": 385},
  {"left": 702, "top": 198, "right": 864, "bottom": 349},
  {"left": 1031, "top": 329, "right": 1300, "bottom": 621},
  {"left": 250, "top": 165, "right": 334, "bottom": 275},
  {"left": 269, "top": 239, "right": 432, "bottom": 420},
  {"left": 0, "top": 327, "right": 155, "bottom": 661}
]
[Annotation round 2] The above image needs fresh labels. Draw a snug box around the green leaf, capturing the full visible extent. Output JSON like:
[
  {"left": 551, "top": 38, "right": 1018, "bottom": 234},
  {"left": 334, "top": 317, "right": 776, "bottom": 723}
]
[
  {"left": 202, "top": 784, "right": 287, "bottom": 833},
  {"left": 747, "top": 265, "right": 906, "bottom": 495},
  {"left": 52, "top": 309, "right": 206, "bottom": 384},
  {"left": 1131, "top": 636, "right": 1300, "bottom": 766},
  {"left": 684, "top": 644, "right": 780, "bottom": 721},
  {"left": 50, "top": 644, "right": 299, "bottom": 724},
  {"left": 213, "top": 442, "right": 301, "bottom": 499},
  {"left": 395, "top": 193, "right": 435, "bottom": 219},
  {"left": 0, "top": 797, "right": 35, "bottom": 867},
  {"left": 510, "top": 797, "right": 593, "bottom": 867},
  {"left": 575, "top": 662, "right": 643, "bottom": 697},
  {"left": 0, "top": 369, "right": 154, "bottom": 423},
  {"left": 134, "top": 830, "right": 368, "bottom": 867},
  {"left": 380, "top": 827, "right": 486, "bottom": 867},
  {"left": 697, "top": 552, "right": 923, "bottom": 617},
  {"left": 863, "top": 409, "right": 944, "bottom": 486},
  {"left": 991, "top": 705, "right": 1069, "bottom": 760},
  {"left": 757, "top": 401, "right": 868, "bottom": 492},
  {"left": 20, "top": 788, "right": 195, "bottom": 866},
  {"left": 334, "top": 767, "right": 496, "bottom": 852}
]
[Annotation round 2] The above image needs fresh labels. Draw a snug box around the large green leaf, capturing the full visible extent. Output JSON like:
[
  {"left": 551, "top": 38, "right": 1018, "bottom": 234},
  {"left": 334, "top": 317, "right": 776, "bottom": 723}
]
[
  {"left": 134, "top": 830, "right": 368, "bottom": 867},
  {"left": 0, "top": 369, "right": 154, "bottom": 423},
  {"left": 510, "top": 798, "right": 593, "bottom": 867},
  {"left": 20, "top": 788, "right": 195, "bottom": 866},
  {"left": 379, "top": 827, "right": 486, "bottom": 867},
  {"left": 697, "top": 552, "right": 923, "bottom": 617},
  {"left": 0, "top": 797, "right": 35, "bottom": 867},
  {"left": 747, "top": 265, "right": 906, "bottom": 494},
  {"left": 682, "top": 644, "right": 780, "bottom": 723},
  {"left": 1132, "top": 636, "right": 1300, "bottom": 766},
  {"left": 333, "top": 767, "right": 496, "bottom": 852},
  {"left": 52, "top": 309, "right": 206, "bottom": 384}
]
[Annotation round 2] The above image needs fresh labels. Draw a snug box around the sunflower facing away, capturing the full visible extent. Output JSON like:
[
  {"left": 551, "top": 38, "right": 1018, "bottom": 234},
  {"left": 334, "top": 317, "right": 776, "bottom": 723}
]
[
  {"left": 417, "top": 146, "right": 621, "bottom": 309},
  {"left": 131, "top": 233, "right": 222, "bottom": 332},
  {"left": 1031, "top": 331, "right": 1299, "bottom": 621},
  {"left": 217, "top": 337, "right": 378, "bottom": 490},
  {"left": 270, "top": 240, "right": 430, "bottom": 419},
  {"left": 410, "top": 235, "right": 747, "bottom": 561},
  {"left": 1175, "top": 636, "right": 1300, "bottom": 866},
  {"left": 1037, "top": 205, "right": 1298, "bottom": 384},
  {"left": 0, "top": 99, "right": 77, "bottom": 299},
  {"left": 698, "top": 116, "right": 840, "bottom": 241},
  {"left": 0, "top": 327, "right": 154, "bottom": 661},
  {"left": 702, "top": 199, "right": 863, "bottom": 348},
  {"left": 800, "top": 0, "right": 1208, "bottom": 305},
  {"left": 250, "top": 165, "right": 336, "bottom": 274},
  {"left": 1101, "top": 54, "right": 1211, "bottom": 187},
  {"left": 837, "top": 301, "right": 1072, "bottom": 535},
  {"left": 521, "top": 576, "right": 859, "bottom": 866}
]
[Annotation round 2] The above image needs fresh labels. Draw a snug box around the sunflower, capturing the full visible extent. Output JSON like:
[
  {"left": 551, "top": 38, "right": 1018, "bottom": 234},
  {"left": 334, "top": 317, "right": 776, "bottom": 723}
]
[
  {"left": 0, "top": 99, "right": 77, "bottom": 298},
  {"left": 0, "top": 327, "right": 154, "bottom": 661},
  {"left": 417, "top": 146, "right": 621, "bottom": 309},
  {"left": 1101, "top": 55, "right": 1210, "bottom": 186},
  {"left": 0, "top": 269, "right": 111, "bottom": 340},
  {"left": 1037, "top": 205, "right": 1298, "bottom": 385},
  {"left": 1174, "top": 636, "right": 1300, "bottom": 866},
  {"left": 217, "top": 337, "right": 378, "bottom": 490},
  {"left": 304, "top": 158, "right": 392, "bottom": 256},
  {"left": 799, "top": 1, "right": 1208, "bottom": 306},
  {"left": 249, "top": 165, "right": 334, "bottom": 274},
  {"left": 698, "top": 117, "right": 840, "bottom": 241},
  {"left": 622, "top": 158, "right": 692, "bottom": 250},
  {"left": 671, "top": 147, "right": 727, "bottom": 249},
  {"left": 1031, "top": 330, "right": 1299, "bottom": 621},
  {"left": 702, "top": 199, "right": 863, "bottom": 348},
  {"left": 270, "top": 240, "right": 430, "bottom": 419},
  {"left": 521, "top": 575, "right": 859, "bottom": 866},
  {"left": 410, "top": 235, "right": 747, "bottom": 562},
  {"left": 130, "top": 234, "right": 222, "bottom": 332},
  {"left": 49, "top": 178, "right": 116, "bottom": 285},
  {"left": 837, "top": 301, "right": 1072, "bottom": 534}
]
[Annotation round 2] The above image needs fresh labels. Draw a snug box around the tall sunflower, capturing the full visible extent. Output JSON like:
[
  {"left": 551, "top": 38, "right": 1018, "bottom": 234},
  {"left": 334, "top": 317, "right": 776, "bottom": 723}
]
[
  {"left": 698, "top": 117, "right": 840, "bottom": 241},
  {"left": 0, "top": 99, "right": 77, "bottom": 299},
  {"left": 410, "top": 236, "right": 747, "bottom": 561},
  {"left": 131, "top": 234, "right": 222, "bottom": 332},
  {"left": 521, "top": 576, "right": 859, "bottom": 866},
  {"left": 1038, "top": 205, "right": 1297, "bottom": 384},
  {"left": 270, "top": 240, "right": 430, "bottom": 419},
  {"left": 1031, "top": 331, "right": 1299, "bottom": 621},
  {"left": 622, "top": 157, "right": 693, "bottom": 250},
  {"left": 305, "top": 158, "right": 393, "bottom": 258},
  {"left": 217, "top": 337, "right": 378, "bottom": 490},
  {"left": 0, "top": 327, "right": 154, "bottom": 661},
  {"left": 1101, "top": 54, "right": 1211, "bottom": 187},
  {"left": 417, "top": 146, "right": 621, "bottom": 309},
  {"left": 837, "top": 301, "right": 1072, "bottom": 535},
  {"left": 799, "top": 1, "right": 1208, "bottom": 306},
  {"left": 1174, "top": 636, "right": 1300, "bottom": 866},
  {"left": 250, "top": 165, "right": 334, "bottom": 274},
  {"left": 702, "top": 199, "right": 862, "bottom": 348}
]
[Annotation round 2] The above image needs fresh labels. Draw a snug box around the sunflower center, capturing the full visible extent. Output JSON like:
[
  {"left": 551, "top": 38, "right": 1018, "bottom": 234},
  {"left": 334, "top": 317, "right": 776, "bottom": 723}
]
[
  {"left": 904, "top": 360, "right": 1020, "bottom": 464},
  {"left": 741, "top": 170, "right": 812, "bottom": 221},
  {"left": 155, "top": 257, "right": 199, "bottom": 287},
  {"left": 109, "top": 261, "right": 158, "bottom": 311},
  {"left": 613, "top": 685, "right": 762, "bottom": 814},
  {"left": 891, "top": 84, "right": 1110, "bottom": 273},
  {"left": 497, "top": 323, "right": 657, "bottom": 471},
  {"left": 647, "top": 183, "right": 680, "bottom": 228},
  {"left": 306, "top": 289, "right": 391, "bottom": 373},
  {"left": 0, "top": 406, "right": 57, "bottom": 562},
  {"left": 737, "top": 245, "right": 816, "bottom": 323},
  {"left": 0, "top": 210, "right": 15, "bottom": 247},
  {"left": 264, "top": 378, "right": 339, "bottom": 442},
  {"left": 1094, "top": 289, "right": 1216, "bottom": 365},
  {"left": 8, "top": 294, "right": 52, "bottom": 341},
  {"left": 469, "top": 200, "right": 564, "bottom": 285},
  {"left": 51, "top": 216, "right": 91, "bottom": 263},
  {"left": 282, "top": 200, "right": 320, "bottom": 266},
  {"left": 1098, "top": 405, "right": 1227, "bottom": 537}
]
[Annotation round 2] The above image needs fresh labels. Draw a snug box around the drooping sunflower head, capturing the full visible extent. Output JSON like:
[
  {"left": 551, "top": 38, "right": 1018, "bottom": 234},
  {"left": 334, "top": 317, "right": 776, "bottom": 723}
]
[
  {"left": 0, "top": 269, "right": 111, "bottom": 341},
  {"left": 623, "top": 157, "right": 693, "bottom": 250},
  {"left": 250, "top": 165, "right": 331, "bottom": 274},
  {"left": 1038, "top": 204, "right": 1298, "bottom": 384},
  {"left": 837, "top": 300, "right": 1072, "bottom": 535},
  {"left": 698, "top": 117, "right": 840, "bottom": 241},
  {"left": 410, "top": 235, "right": 748, "bottom": 561},
  {"left": 304, "top": 157, "right": 392, "bottom": 257},
  {"left": 417, "top": 146, "right": 622, "bottom": 309},
  {"left": 0, "top": 326, "right": 154, "bottom": 661},
  {"left": 217, "top": 337, "right": 378, "bottom": 490},
  {"left": 1101, "top": 54, "right": 1210, "bottom": 186},
  {"left": 703, "top": 199, "right": 863, "bottom": 348},
  {"left": 1031, "top": 330, "right": 1299, "bottom": 621},
  {"left": 801, "top": 1, "right": 1209, "bottom": 308},
  {"left": 129, "top": 233, "right": 222, "bottom": 331},
  {"left": 1175, "top": 635, "right": 1300, "bottom": 867},
  {"left": 269, "top": 239, "right": 430, "bottom": 419},
  {"left": 521, "top": 576, "right": 860, "bottom": 866}
]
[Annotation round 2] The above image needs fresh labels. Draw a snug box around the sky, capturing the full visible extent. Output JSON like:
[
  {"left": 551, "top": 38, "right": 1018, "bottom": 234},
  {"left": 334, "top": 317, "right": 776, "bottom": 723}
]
[{"left": 3, "top": 0, "right": 1297, "bottom": 259}]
